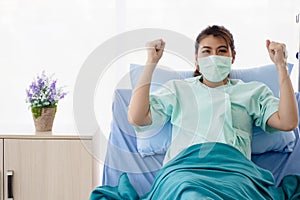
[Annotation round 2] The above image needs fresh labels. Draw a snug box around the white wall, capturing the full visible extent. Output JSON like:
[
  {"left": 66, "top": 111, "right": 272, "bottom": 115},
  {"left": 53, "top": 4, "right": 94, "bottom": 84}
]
[
  {"left": 0, "top": 0, "right": 117, "bottom": 132},
  {"left": 1, "top": 0, "right": 299, "bottom": 134}
]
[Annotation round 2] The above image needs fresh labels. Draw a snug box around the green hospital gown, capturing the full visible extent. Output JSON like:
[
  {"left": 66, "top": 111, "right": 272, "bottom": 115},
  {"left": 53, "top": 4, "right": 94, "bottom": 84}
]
[{"left": 134, "top": 76, "right": 279, "bottom": 164}]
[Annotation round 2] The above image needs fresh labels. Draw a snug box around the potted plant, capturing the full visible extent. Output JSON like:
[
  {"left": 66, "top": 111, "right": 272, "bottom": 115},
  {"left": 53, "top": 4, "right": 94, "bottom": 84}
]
[{"left": 26, "top": 71, "right": 67, "bottom": 132}]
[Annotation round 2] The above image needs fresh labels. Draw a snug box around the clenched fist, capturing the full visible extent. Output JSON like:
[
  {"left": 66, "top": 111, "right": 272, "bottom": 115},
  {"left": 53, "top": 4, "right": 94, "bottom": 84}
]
[
  {"left": 266, "top": 40, "right": 288, "bottom": 69},
  {"left": 146, "top": 39, "right": 165, "bottom": 64}
]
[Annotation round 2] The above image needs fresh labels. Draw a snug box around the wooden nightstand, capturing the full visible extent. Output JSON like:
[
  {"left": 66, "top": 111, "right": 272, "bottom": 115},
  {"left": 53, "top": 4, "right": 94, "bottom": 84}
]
[{"left": 0, "top": 134, "right": 93, "bottom": 200}]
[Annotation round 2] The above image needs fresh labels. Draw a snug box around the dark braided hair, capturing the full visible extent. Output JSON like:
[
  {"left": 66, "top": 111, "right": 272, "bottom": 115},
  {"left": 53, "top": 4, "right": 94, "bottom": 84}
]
[{"left": 194, "top": 25, "right": 235, "bottom": 77}]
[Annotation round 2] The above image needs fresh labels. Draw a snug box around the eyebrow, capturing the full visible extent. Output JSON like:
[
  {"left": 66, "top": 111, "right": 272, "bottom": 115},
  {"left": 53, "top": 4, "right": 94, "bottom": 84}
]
[{"left": 200, "top": 45, "right": 228, "bottom": 49}]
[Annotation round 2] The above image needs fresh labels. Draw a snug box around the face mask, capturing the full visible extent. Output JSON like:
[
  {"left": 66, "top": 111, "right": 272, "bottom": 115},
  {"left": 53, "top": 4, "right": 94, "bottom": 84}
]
[{"left": 198, "top": 55, "right": 232, "bottom": 83}]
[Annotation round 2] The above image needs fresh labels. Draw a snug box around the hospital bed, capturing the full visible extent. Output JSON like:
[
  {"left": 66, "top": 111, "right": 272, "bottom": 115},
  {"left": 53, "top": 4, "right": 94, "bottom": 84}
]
[{"left": 100, "top": 59, "right": 300, "bottom": 197}]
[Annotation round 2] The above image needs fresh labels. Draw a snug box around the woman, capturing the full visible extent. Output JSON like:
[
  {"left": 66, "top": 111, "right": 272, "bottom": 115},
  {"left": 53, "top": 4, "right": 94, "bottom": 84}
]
[
  {"left": 128, "top": 25, "right": 298, "bottom": 165},
  {"left": 91, "top": 25, "right": 300, "bottom": 199}
]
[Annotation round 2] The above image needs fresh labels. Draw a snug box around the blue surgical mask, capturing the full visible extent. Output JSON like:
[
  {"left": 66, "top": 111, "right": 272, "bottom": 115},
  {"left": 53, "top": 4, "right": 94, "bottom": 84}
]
[{"left": 198, "top": 55, "right": 232, "bottom": 83}]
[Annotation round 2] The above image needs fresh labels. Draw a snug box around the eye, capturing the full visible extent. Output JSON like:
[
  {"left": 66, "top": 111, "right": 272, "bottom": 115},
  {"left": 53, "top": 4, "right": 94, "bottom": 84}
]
[
  {"left": 201, "top": 49, "right": 210, "bottom": 54},
  {"left": 218, "top": 48, "right": 228, "bottom": 54}
]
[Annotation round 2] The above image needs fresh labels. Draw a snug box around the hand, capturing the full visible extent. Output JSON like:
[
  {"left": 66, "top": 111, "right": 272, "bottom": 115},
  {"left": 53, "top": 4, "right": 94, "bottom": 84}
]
[
  {"left": 146, "top": 39, "right": 165, "bottom": 64},
  {"left": 266, "top": 40, "right": 288, "bottom": 69}
]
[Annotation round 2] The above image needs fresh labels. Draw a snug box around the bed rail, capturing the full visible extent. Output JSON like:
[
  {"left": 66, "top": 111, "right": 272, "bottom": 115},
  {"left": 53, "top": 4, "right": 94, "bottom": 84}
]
[{"left": 297, "top": 13, "right": 300, "bottom": 92}]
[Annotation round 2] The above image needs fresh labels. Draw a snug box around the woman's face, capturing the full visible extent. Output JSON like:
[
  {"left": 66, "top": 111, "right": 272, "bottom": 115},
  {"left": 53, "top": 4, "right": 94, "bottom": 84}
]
[
  {"left": 196, "top": 35, "right": 234, "bottom": 60},
  {"left": 195, "top": 35, "right": 235, "bottom": 86}
]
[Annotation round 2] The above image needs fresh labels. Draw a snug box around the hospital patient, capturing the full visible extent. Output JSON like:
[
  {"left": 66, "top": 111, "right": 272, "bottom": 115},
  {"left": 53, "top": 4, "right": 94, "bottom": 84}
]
[
  {"left": 90, "top": 25, "right": 300, "bottom": 199},
  {"left": 128, "top": 25, "right": 298, "bottom": 164}
]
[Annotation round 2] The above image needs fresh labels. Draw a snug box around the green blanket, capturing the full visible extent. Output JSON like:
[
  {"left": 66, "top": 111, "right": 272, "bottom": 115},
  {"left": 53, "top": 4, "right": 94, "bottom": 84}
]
[{"left": 90, "top": 143, "right": 300, "bottom": 200}]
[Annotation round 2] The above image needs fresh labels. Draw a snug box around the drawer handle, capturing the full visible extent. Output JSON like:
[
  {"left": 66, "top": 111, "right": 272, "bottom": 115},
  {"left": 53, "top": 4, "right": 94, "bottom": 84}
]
[{"left": 7, "top": 170, "right": 13, "bottom": 200}]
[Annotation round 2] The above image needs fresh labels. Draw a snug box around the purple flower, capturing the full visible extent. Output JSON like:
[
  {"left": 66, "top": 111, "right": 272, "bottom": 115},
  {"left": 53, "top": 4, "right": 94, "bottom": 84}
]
[
  {"left": 60, "top": 92, "right": 67, "bottom": 99},
  {"left": 49, "top": 93, "right": 55, "bottom": 103},
  {"left": 30, "top": 82, "right": 40, "bottom": 93},
  {"left": 26, "top": 71, "right": 67, "bottom": 108},
  {"left": 50, "top": 80, "right": 56, "bottom": 90},
  {"left": 50, "top": 81, "right": 57, "bottom": 96},
  {"left": 26, "top": 90, "right": 33, "bottom": 101},
  {"left": 37, "top": 78, "right": 45, "bottom": 87}
]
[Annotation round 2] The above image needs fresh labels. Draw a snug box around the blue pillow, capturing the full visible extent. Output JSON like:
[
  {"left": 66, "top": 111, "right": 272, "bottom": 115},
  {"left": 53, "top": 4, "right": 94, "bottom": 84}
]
[
  {"left": 295, "top": 92, "right": 300, "bottom": 132},
  {"left": 130, "top": 64, "right": 193, "bottom": 93},
  {"left": 130, "top": 63, "right": 296, "bottom": 157},
  {"left": 229, "top": 63, "right": 293, "bottom": 97},
  {"left": 136, "top": 122, "right": 172, "bottom": 157},
  {"left": 130, "top": 63, "right": 293, "bottom": 97},
  {"left": 251, "top": 126, "right": 296, "bottom": 154}
]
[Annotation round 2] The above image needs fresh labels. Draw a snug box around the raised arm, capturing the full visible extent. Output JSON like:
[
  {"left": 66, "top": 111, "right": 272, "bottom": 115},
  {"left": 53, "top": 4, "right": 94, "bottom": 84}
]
[
  {"left": 128, "top": 39, "right": 165, "bottom": 126},
  {"left": 266, "top": 40, "right": 299, "bottom": 131}
]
